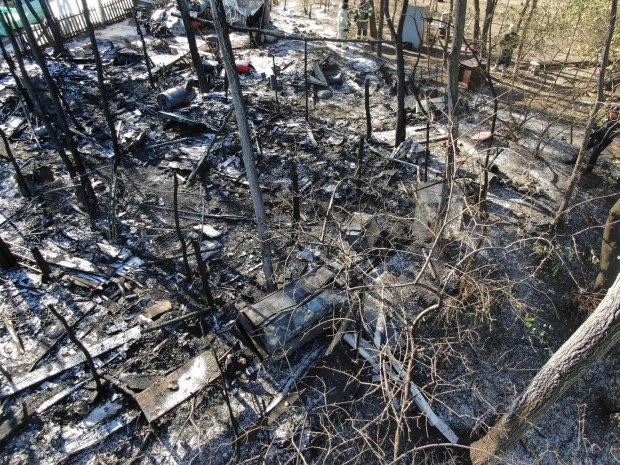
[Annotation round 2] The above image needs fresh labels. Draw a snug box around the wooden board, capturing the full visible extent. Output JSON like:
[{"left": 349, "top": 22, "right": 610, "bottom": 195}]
[{"left": 0, "top": 327, "right": 141, "bottom": 398}]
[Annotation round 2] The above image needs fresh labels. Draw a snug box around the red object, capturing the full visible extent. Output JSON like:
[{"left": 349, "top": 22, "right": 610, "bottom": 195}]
[{"left": 235, "top": 60, "right": 254, "bottom": 74}]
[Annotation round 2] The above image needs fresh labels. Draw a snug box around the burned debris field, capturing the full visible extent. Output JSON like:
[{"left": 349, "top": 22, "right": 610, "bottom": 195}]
[{"left": 0, "top": 0, "right": 620, "bottom": 464}]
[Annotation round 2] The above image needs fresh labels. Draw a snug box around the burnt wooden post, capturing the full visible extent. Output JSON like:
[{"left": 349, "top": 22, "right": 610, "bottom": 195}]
[
  {"left": 176, "top": 0, "right": 210, "bottom": 93},
  {"left": 272, "top": 55, "right": 280, "bottom": 113},
  {"left": 13, "top": 2, "right": 98, "bottom": 217},
  {"left": 424, "top": 119, "right": 430, "bottom": 181},
  {"left": 80, "top": 0, "right": 123, "bottom": 169},
  {"left": 173, "top": 174, "right": 192, "bottom": 278},
  {"left": 0, "top": 236, "right": 17, "bottom": 269},
  {"left": 0, "top": 362, "right": 12, "bottom": 382},
  {"left": 365, "top": 78, "right": 372, "bottom": 140},
  {"left": 356, "top": 135, "right": 364, "bottom": 197},
  {"left": 191, "top": 238, "right": 215, "bottom": 305},
  {"left": 47, "top": 305, "right": 104, "bottom": 396},
  {"left": 0, "top": 126, "right": 32, "bottom": 198},
  {"left": 31, "top": 247, "right": 51, "bottom": 282},
  {"left": 211, "top": 0, "right": 275, "bottom": 291},
  {"left": 132, "top": 9, "right": 155, "bottom": 88},
  {"left": 291, "top": 159, "right": 300, "bottom": 222},
  {"left": 304, "top": 40, "right": 309, "bottom": 121}
]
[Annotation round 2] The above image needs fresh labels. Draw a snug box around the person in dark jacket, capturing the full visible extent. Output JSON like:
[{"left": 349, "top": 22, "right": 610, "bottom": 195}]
[
  {"left": 492, "top": 24, "right": 518, "bottom": 77},
  {"left": 584, "top": 108, "right": 620, "bottom": 172},
  {"left": 565, "top": 107, "right": 620, "bottom": 171}
]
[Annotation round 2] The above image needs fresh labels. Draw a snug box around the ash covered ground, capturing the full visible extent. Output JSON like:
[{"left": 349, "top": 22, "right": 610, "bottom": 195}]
[{"left": 0, "top": 1, "right": 619, "bottom": 464}]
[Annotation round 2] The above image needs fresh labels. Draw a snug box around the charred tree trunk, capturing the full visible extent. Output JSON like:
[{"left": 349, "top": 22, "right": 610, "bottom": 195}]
[
  {"left": 80, "top": 0, "right": 123, "bottom": 169},
  {"left": 555, "top": 0, "right": 617, "bottom": 224},
  {"left": 0, "top": 38, "right": 33, "bottom": 112},
  {"left": 39, "top": 0, "right": 67, "bottom": 56},
  {"left": 0, "top": 12, "right": 80, "bottom": 188},
  {"left": 13, "top": 1, "right": 98, "bottom": 218},
  {"left": 177, "top": 0, "right": 210, "bottom": 93},
  {"left": 446, "top": 0, "right": 466, "bottom": 182},
  {"left": 594, "top": 198, "right": 620, "bottom": 293},
  {"left": 211, "top": 0, "right": 274, "bottom": 291},
  {"left": 470, "top": 272, "right": 620, "bottom": 465},
  {"left": 384, "top": 0, "right": 409, "bottom": 147}
]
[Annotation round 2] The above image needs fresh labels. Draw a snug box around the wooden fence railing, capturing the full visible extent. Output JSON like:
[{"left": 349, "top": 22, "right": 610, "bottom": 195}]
[{"left": 11, "top": 0, "right": 135, "bottom": 52}]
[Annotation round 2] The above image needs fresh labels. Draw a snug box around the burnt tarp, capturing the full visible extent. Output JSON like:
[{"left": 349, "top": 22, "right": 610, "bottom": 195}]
[{"left": 237, "top": 266, "right": 348, "bottom": 360}]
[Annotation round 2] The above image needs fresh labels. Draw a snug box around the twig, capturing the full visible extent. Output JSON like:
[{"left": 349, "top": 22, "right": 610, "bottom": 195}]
[
  {"left": 213, "top": 347, "right": 241, "bottom": 462},
  {"left": 173, "top": 174, "right": 192, "bottom": 279},
  {"left": 47, "top": 304, "right": 104, "bottom": 396}
]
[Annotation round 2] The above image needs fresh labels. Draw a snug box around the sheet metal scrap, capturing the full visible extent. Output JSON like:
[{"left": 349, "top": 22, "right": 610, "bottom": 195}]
[
  {"left": 135, "top": 350, "right": 221, "bottom": 423},
  {"left": 237, "top": 266, "right": 348, "bottom": 360}
]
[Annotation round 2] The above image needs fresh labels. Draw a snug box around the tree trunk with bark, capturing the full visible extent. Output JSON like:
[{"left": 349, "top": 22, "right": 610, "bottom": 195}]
[
  {"left": 210, "top": 0, "right": 274, "bottom": 291},
  {"left": 377, "top": 0, "right": 385, "bottom": 57},
  {"left": 446, "top": 0, "right": 466, "bottom": 182},
  {"left": 512, "top": 0, "right": 537, "bottom": 77},
  {"left": 472, "top": 0, "right": 480, "bottom": 44},
  {"left": 555, "top": 0, "right": 617, "bottom": 223},
  {"left": 470, "top": 271, "right": 620, "bottom": 465},
  {"left": 481, "top": 0, "right": 498, "bottom": 57},
  {"left": 594, "top": 198, "right": 620, "bottom": 293}
]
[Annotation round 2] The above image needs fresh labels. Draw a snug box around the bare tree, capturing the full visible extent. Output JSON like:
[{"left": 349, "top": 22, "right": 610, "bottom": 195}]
[
  {"left": 472, "top": 0, "right": 480, "bottom": 44},
  {"left": 481, "top": 0, "right": 498, "bottom": 57},
  {"left": 446, "top": 0, "right": 467, "bottom": 182},
  {"left": 594, "top": 197, "right": 620, "bottom": 293},
  {"left": 210, "top": 0, "right": 275, "bottom": 291},
  {"left": 470, "top": 271, "right": 620, "bottom": 465},
  {"left": 177, "top": 0, "right": 210, "bottom": 93},
  {"left": 383, "top": 0, "right": 409, "bottom": 147},
  {"left": 555, "top": 0, "right": 617, "bottom": 224}
]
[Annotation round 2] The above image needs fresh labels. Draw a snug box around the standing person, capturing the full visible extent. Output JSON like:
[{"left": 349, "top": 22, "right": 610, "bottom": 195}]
[
  {"left": 354, "top": 0, "right": 373, "bottom": 40},
  {"left": 492, "top": 24, "right": 518, "bottom": 77},
  {"left": 336, "top": 1, "right": 350, "bottom": 47},
  {"left": 564, "top": 106, "right": 620, "bottom": 172},
  {"left": 584, "top": 107, "right": 620, "bottom": 172}
]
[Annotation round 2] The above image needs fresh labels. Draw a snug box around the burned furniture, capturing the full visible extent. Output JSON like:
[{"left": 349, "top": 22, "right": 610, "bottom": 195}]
[{"left": 237, "top": 266, "right": 348, "bottom": 360}]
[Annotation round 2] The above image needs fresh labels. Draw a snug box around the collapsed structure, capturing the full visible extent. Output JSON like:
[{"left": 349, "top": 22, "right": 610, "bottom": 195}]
[{"left": 0, "top": 0, "right": 619, "bottom": 464}]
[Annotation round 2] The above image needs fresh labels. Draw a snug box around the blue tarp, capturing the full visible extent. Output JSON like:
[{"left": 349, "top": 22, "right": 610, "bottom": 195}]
[{"left": 0, "top": 1, "right": 44, "bottom": 37}]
